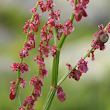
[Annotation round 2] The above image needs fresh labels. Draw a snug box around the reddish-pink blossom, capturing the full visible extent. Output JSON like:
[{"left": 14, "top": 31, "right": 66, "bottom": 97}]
[
  {"left": 66, "top": 63, "right": 72, "bottom": 70},
  {"left": 19, "top": 77, "right": 26, "bottom": 88},
  {"left": 73, "top": 3, "right": 87, "bottom": 21},
  {"left": 55, "top": 23, "right": 64, "bottom": 40},
  {"left": 47, "top": 18, "right": 55, "bottom": 27},
  {"left": 30, "top": 8, "right": 36, "bottom": 14},
  {"left": 23, "top": 95, "right": 34, "bottom": 109},
  {"left": 33, "top": 13, "right": 41, "bottom": 26},
  {"left": 28, "top": 75, "right": 44, "bottom": 101},
  {"left": 39, "top": 0, "right": 55, "bottom": 12},
  {"left": 91, "top": 39, "right": 106, "bottom": 50},
  {"left": 10, "top": 62, "right": 20, "bottom": 71},
  {"left": 71, "top": 0, "right": 74, "bottom": 7},
  {"left": 23, "top": 19, "right": 30, "bottom": 33},
  {"left": 51, "top": 45, "right": 58, "bottom": 57},
  {"left": 19, "top": 62, "right": 30, "bottom": 74},
  {"left": 39, "top": 67, "right": 48, "bottom": 80},
  {"left": 88, "top": 50, "right": 95, "bottom": 61},
  {"left": 77, "top": 57, "right": 88, "bottom": 73},
  {"left": 69, "top": 69, "right": 82, "bottom": 81},
  {"left": 63, "top": 19, "right": 74, "bottom": 36},
  {"left": 49, "top": 10, "right": 61, "bottom": 22},
  {"left": 57, "top": 86, "right": 66, "bottom": 102},
  {"left": 10, "top": 62, "right": 30, "bottom": 74},
  {"left": 20, "top": 48, "right": 29, "bottom": 59},
  {"left": 73, "top": 0, "right": 89, "bottom": 22},
  {"left": 9, "top": 81, "right": 16, "bottom": 100}
]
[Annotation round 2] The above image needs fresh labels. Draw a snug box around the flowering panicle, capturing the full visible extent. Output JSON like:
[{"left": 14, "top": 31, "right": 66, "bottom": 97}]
[
  {"left": 34, "top": 2, "right": 62, "bottom": 80},
  {"left": 10, "top": 2, "right": 41, "bottom": 101}
]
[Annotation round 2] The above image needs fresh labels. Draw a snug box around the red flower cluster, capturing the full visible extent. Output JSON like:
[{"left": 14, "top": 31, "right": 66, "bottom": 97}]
[
  {"left": 22, "top": 75, "right": 44, "bottom": 109},
  {"left": 10, "top": 77, "right": 26, "bottom": 100},
  {"left": 20, "top": 77, "right": 26, "bottom": 88},
  {"left": 21, "top": 13, "right": 41, "bottom": 59},
  {"left": 71, "top": 0, "right": 89, "bottom": 21},
  {"left": 57, "top": 86, "right": 66, "bottom": 102},
  {"left": 10, "top": 62, "right": 30, "bottom": 74},
  {"left": 67, "top": 57, "right": 88, "bottom": 81},
  {"left": 9, "top": 81, "right": 16, "bottom": 100},
  {"left": 49, "top": 10, "right": 61, "bottom": 22},
  {"left": 63, "top": 19, "right": 74, "bottom": 36},
  {"left": 77, "top": 57, "right": 88, "bottom": 73},
  {"left": 51, "top": 45, "right": 58, "bottom": 57},
  {"left": 39, "top": 0, "right": 55, "bottom": 12},
  {"left": 55, "top": 23, "right": 64, "bottom": 40},
  {"left": 23, "top": 13, "right": 41, "bottom": 33}
]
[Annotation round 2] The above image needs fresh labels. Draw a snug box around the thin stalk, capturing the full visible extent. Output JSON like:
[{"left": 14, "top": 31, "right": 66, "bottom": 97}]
[
  {"left": 51, "top": 50, "right": 60, "bottom": 87},
  {"left": 42, "top": 87, "right": 56, "bottom": 110},
  {"left": 15, "top": 58, "right": 23, "bottom": 107}
]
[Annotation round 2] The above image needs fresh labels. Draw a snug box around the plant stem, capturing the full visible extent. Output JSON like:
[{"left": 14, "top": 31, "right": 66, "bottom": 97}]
[
  {"left": 51, "top": 50, "right": 60, "bottom": 87},
  {"left": 42, "top": 87, "right": 56, "bottom": 110}
]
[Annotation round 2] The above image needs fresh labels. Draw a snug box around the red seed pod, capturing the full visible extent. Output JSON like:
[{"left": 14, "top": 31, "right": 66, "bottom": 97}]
[{"left": 97, "top": 30, "right": 109, "bottom": 44}]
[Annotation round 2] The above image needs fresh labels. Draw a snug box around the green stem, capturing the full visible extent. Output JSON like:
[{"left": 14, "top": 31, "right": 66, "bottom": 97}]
[
  {"left": 42, "top": 87, "right": 56, "bottom": 110},
  {"left": 51, "top": 50, "right": 60, "bottom": 87},
  {"left": 15, "top": 58, "right": 23, "bottom": 107}
]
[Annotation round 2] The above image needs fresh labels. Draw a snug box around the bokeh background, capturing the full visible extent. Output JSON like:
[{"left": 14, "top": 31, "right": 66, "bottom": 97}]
[{"left": 0, "top": 0, "right": 110, "bottom": 110}]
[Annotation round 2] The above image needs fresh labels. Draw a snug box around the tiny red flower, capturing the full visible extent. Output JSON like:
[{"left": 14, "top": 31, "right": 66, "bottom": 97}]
[
  {"left": 63, "top": 19, "right": 74, "bottom": 36},
  {"left": 20, "top": 48, "right": 29, "bottom": 59},
  {"left": 51, "top": 45, "right": 58, "bottom": 57},
  {"left": 77, "top": 57, "right": 88, "bottom": 73},
  {"left": 9, "top": 81, "right": 16, "bottom": 100},
  {"left": 66, "top": 63, "right": 72, "bottom": 70},
  {"left": 30, "top": 8, "right": 36, "bottom": 14},
  {"left": 57, "top": 86, "right": 66, "bottom": 102},
  {"left": 19, "top": 77, "right": 26, "bottom": 88}
]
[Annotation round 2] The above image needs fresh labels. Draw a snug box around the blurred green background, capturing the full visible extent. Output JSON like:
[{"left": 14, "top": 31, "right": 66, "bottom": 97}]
[{"left": 0, "top": 0, "right": 110, "bottom": 110}]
